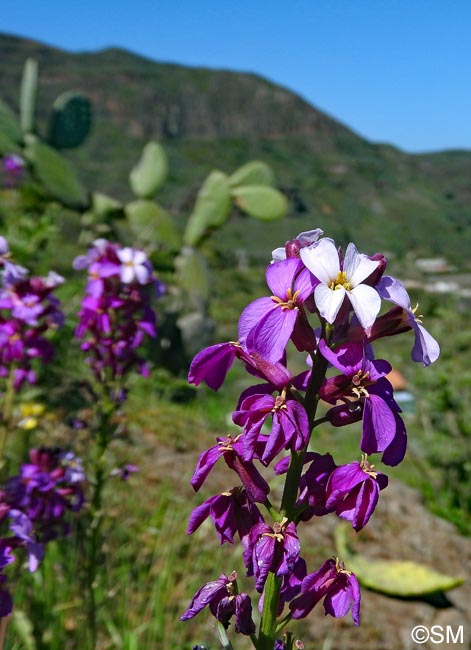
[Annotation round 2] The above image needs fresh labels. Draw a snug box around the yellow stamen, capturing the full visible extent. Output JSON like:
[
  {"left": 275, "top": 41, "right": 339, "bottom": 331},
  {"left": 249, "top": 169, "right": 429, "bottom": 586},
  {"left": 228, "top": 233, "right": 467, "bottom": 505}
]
[{"left": 329, "top": 271, "right": 351, "bottom": 291}]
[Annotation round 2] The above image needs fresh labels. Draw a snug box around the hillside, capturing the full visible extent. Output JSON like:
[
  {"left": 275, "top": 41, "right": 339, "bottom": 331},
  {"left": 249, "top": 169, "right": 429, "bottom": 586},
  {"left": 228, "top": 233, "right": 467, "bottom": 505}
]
[{"left": 1, "top": 32, "right": 470, "bottom": 261}]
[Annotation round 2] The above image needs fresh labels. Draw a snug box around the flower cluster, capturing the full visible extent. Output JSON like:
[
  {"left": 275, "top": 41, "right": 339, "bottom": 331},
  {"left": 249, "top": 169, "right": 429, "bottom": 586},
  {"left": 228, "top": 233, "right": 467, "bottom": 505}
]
[
  {"left": 182, "top": 229, "right": 439, "bottom": 647},
  {"left": 0, "top": 237, "right": 64, "bottom": 389},
  {"left": 0, "top": 447, "right": 86, "bottom": 617},
  {"left": 1, "top": 154, "right": 25, "bottom": 188},
  {"left": 73, "top": 239, "right": 165, "bottom": 388}
]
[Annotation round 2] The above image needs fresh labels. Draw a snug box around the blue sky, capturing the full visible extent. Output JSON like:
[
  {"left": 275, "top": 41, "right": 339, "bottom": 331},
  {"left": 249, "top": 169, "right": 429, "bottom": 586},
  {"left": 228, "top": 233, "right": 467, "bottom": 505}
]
[{"left": 2, "top": 0, "right": 470, "bottom": 152}]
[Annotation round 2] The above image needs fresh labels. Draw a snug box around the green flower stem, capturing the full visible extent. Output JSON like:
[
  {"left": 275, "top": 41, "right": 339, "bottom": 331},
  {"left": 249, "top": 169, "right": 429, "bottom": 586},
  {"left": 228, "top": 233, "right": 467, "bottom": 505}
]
[
  {"left": 258, "top": 571, "right": 282, "bottom": 650},
  {"left": 85, "top": 395, "right": 115, "bottom": 650},
  {"left": 258, "top": 324, "right": 332, "bottom": 647}
]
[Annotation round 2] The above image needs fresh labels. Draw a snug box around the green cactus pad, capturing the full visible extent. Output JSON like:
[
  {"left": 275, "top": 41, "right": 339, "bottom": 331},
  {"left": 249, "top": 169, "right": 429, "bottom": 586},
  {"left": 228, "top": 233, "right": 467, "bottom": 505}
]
[
  {"left": 335, "top": 524, "right": 464, "bottom": 597},
  {"left": 48, "top": 92, "right": 92, "bottom": 149},
  {"left": 20, "top": 58, "right": 38, "bottom": 135},
  {"left": 174, "top": 246, "right": 210, "bottom": 308},
  {"left": 183, "top": 171, "right": 232, "bottom": 247},
  {"left": 230, "top": 185, "right": 288, "bottom": 221},
  {"left": 129, "top": 141, "right": 168, "bottom": 199},
  {"left": 24, "top": 135, "right": 88, "bottom": 208},
  {"left": 0, "top": 99, "right": 23, "bottom": 151},
  {"left": 92, "top": 192, "right": 122, "bottom": 218},
  {"left": 125, "top": 200, "right": 181, "bottom": 250},
  {"left": 228, "top": 160, "right": 275, "bottom": 188}
]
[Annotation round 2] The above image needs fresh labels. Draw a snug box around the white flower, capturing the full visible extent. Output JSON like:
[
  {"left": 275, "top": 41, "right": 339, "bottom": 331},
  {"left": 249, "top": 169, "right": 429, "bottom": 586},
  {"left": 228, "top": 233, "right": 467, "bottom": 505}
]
[
  {"left": 300, "top": 239, "right": 381, "bottom": 329},
  {"left": 117, "top": 247, "right": 149, "bottom": 284}
]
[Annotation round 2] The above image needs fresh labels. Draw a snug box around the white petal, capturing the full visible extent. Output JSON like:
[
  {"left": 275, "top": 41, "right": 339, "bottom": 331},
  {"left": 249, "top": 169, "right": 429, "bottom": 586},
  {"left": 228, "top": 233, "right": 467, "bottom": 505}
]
[
  {"left": 120, "top": 265, "right": 135, "bottom": 284},
  {"left": 271, "top": 246, "right": 286, "bottom": 261},
  {"left": 348, "top": 284, "right": 381, "bottom": 329},
  {"left": 314, "top": 284, "right": 345, "bottom": 323},
  {"left": 135, "top": 264, "right": 150, "bottom": 284},
  {"left": 133, "top": 250, "right": 147, "bottom": 265},
  {"left": 117, "top": 247, "right": 133, "bottom": 264},
  {"left": 300, "top": 238, "right": 339, "bottom": 285},
  {"left": 344, "top": 243, "right": 380, "bottom": 287}
]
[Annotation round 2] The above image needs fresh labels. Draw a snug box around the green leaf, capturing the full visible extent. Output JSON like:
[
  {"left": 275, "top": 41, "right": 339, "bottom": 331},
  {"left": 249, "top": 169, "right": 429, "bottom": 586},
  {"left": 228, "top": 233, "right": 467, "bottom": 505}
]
[
  {"left": 125, "top": 200, "right": 181, "bottom": 249},
  {"left": 228, "top": 160, "right": 275, "bottom": 188},
  {"left": 230, "top": 185, "right": 288, "bottom": 220},
  {"left": 24, "top": 134, "right": 88, "bottom": 208},
  {"left": 129, "top": 141, "right": 168, "bottom": 199},
  {"left": 183, "top": 170, "right": 232, "bottom": 246},
  {"left": 335, "top": 524, "right": 464, "bottom": 597}
]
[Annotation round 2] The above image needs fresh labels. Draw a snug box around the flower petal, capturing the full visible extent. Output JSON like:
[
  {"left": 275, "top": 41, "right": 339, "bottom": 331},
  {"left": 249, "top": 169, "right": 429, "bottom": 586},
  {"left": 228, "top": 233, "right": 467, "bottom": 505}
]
[
  {"left": 314, "top": 284, "right": 345, "bottom": 324},
  {"left": 300, "top": 238, "right": 339, "bottom": 285},
  {"left": 347, "top": 284, "right": 381, "bottom": 329}
]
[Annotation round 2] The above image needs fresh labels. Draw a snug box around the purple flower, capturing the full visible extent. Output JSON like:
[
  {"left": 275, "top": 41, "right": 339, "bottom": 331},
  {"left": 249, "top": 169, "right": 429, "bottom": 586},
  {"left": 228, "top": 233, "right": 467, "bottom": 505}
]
[
  {"left": 300, "top": 239, "right": 382, "bottom": 329},
  {"left": 188, "top": 487, "right": 263, "bottom": 545},
  {"left": 238, "top": 258, "right": 316, "bottom": 363},
  {"left": 319, "top": 340, "right": 406, "bottom": 463},
  {"left": 0, "top": 251, "right": 64, "bottom": 389},
  {"left": 2, "top": 154, "right": 25, "bottom": 188},
  {"left": 233, "top": 389, "right": 310, "bottom": 465},
  {"left": 297, "top": 453, "right": 338, "bottom": 520},
  {"left": 290, "top": 557, "right": 361, "bottom": 625},
  {"left": 244, "top": 518, "right": 300, "bottom": 592},
  {"left": 190, "top": 435, "right": 270, "bottom": 504},
  {"left": 8, "top": 510, "right": 44, "bottom": 572},
  {"left": 0, "top": 575, "right": 12, "bottom": 618},
  {"left": 181, "top": 571, "right": 256, "bottom": 635},
  {"left": 110, "top": 464, "right": 139, "bottom": 481},
  {"left": 325, "top": 457, "right": 388, "bottom": 530}
]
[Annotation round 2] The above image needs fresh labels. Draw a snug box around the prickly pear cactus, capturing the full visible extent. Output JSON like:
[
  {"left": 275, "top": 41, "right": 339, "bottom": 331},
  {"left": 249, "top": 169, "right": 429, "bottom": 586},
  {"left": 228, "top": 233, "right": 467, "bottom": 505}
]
[
  {"left": 20, "top": 58, "right": 38, "bottom": 135},
  {"left": 47, "top": 92, "right": 92, "bottom": 149},
  {"left": 230, "top": 185, "right": 288, "bottom": 220},
  {"left": 0, "top": 99, "right": 22, "bottom": 153},
  {"left": 129, "top": 141, "right": 168, "bottom": 199},
  {"left": 24, "top": 134, "right": 88, "bottom": 208}
]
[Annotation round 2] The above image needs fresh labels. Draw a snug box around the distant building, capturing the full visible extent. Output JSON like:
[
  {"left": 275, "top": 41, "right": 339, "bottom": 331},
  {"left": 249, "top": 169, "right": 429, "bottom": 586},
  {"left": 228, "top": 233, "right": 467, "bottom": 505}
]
[{"left": 415, "top": 258, "right": 451, "bottom": 273}]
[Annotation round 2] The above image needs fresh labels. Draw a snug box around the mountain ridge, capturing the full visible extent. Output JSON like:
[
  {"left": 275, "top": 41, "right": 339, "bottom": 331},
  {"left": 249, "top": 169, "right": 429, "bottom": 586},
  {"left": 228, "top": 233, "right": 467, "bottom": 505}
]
[{"left": 0, "top": 32, "right": 470, "bottom": 262}]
